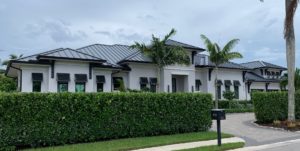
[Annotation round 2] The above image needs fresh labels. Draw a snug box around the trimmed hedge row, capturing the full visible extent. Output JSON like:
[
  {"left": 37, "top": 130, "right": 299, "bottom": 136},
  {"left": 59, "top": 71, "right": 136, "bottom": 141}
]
[
  {"left": 0, "top": 92, "right": 212, "bottom": 150},
  {"left": 252, "top": 91, "right": 300, "bottom": 123},
  {"left": 214, "top": 100, "right": 253, "bottom": 113}
]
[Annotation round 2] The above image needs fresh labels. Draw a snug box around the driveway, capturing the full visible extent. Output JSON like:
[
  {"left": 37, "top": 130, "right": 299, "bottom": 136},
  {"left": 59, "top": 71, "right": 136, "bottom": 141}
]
[{"left": 211, "top": 113, "right": 300, "bottom": 146}]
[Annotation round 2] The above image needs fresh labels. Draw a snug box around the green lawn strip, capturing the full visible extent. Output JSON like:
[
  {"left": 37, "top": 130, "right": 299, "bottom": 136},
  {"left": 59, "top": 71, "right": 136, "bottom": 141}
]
[
  {"left": 177, "top": 142, "right": 245, "bottom": 151},
  {"left": 25, "top": 131, "right": 233, "bottom": 151}
]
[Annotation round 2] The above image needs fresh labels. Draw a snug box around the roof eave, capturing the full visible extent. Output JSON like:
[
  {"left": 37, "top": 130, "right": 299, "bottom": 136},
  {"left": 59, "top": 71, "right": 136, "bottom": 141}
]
[{"left": 37, "top": 55, "right": 106, "bottom": 63}]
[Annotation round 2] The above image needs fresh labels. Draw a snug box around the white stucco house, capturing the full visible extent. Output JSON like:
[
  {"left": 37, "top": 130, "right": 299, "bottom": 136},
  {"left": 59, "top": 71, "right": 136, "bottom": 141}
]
[{"left": 5, "top": 40, "right": 286, "bottom": 100}]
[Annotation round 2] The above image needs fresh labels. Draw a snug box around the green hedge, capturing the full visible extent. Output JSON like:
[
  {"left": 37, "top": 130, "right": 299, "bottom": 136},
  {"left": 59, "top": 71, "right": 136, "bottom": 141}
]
[
  {"left": 0, "top": 92, "right": 212, "bottom": 150},
  {"left": 214, "top": 100, "right": 253, "bottom": 113},
  {"left": 252, "top": 91, "right": 295, "bottom": 123}
]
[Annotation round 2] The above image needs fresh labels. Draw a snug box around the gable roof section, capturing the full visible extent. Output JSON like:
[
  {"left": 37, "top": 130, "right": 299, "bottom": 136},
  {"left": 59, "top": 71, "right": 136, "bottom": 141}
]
[
  {"left": 245, "top": 72, "right": 280, "bottom": 82},
  {"left": 240, "top": 61, "right": 286, "bottom": 70},
  {"left": 37, "top": 48, "right": 106, "bottom": 62},
  {"left": 165, "top": 39, "right": 205, "bottom": 51}
]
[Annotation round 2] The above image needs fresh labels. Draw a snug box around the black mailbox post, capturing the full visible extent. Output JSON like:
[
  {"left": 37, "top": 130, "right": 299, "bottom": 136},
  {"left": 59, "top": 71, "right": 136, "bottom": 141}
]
[{"left": 211, "top": 109, "right": 226, "bottom": 146}]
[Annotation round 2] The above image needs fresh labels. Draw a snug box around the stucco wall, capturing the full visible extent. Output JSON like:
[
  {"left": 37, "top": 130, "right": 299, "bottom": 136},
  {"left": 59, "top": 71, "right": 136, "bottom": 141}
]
[
  {"left": 48, "top": 61, "right": 93, "bottom": 92},
  {"left": 127, "top": 63, "right": 157, "bottom": 90},
  {"left": 93, "top": 68, "right": 112, "bottom": 92},
  {"left": 205, "top": 68, "right": 247, "bottom": 100},
  {"left": 20, "top": 65, "right": 50, "bottom": 92}
]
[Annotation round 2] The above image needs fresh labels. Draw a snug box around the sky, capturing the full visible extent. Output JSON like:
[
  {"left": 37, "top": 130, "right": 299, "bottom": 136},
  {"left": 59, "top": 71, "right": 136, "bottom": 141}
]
[{"left": 0, "top": 0, "right": 299, "bottom": 68}]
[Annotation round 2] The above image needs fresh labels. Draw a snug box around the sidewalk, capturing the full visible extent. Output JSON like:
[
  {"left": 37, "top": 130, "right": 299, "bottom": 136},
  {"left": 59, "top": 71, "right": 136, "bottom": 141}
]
[{"left": 131, "top": 137, "right": 245, "bottom": 151}]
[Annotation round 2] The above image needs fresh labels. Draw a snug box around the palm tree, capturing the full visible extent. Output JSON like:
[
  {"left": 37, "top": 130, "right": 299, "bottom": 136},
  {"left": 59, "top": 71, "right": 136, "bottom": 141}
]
[
  {"left": 260, "top": 0, "right": 298, "bottom": 121},
  {"left": 200, "top": 35, "right": 243, "bottom": 109},
  {"left": 280, "top": 68, "right": 300, "bottom": 91},
  {"left": 285, "top": 0, "right": 298, "bottom": 121},
  {"left": 2, "top": 54, "right": 23, "bottom": 66},
  {"left": 131, "top": 29, "right": 190, "bottom": 92}
]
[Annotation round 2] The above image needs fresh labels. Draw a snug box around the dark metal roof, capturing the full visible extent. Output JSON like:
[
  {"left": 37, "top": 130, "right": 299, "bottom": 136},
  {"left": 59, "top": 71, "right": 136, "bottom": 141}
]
[
  {"left": 195, "top": 54, "right": 248, "bottom": 70},
  {"left": 165, "top": 39, "right": 205, "bottom": 51},
  {"left": 119, "top": 51, "right": 152, "bottom": 63},
  {"left": 245, "top": 72, "right": 280, "bottom": 82},
  {"left": 37, "top": 48, "right": 106, "bottom": 62},
  {"left": 240, "top": 61, "right": 286, "bottom": 70},
  {"left": 76, "top": 44, "right": 140, "bottom": 67}
]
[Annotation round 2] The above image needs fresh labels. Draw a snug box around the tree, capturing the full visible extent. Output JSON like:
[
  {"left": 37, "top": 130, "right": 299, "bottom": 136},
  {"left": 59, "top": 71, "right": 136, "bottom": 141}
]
[
  {"left": 280, "top": 68, "right": 300, "bottom": 91},
  {"left": 131, "top": 29, "right": 190, "bottom": 92},
  {"left": 285, "top": 0, "right": 298, "bottom": 121},
  {"left": 0, "top": 74, "right": 17, "bottom": 92},
  {"left": 2, "top": 54, "right": 23, "bottom": 66},
  {"left": 260, "top": 0, "right": 298, "bottom": 121},
  {"left": 201, "top": 35, "right": 242, "bottom": 109}
]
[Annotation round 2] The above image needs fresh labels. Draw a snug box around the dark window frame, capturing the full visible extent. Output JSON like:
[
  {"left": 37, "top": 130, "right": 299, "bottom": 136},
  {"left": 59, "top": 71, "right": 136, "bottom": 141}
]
[
  {"left": 217, "top": 85, "right": 222, "bottom": 99},
  {"left": 75, "top": 82, "right": 86, "bottom": 92},
  {"left": 97, "top": 83, "right": 104, "bottom": 92},
  {"left": 234, "top": 85, "right": 239, "bottom": 99},
  {"left": 32, "top": 81, "right": 42, "bottom": 92},
  {"left": 113, "top": 77, "right": 123, "bottom": 91},
  {"left": 195, "top": 79, "right": 201, "bottom": 91},
  {"left": 57, "top": 82, "right": 69, "bottom": 92}
]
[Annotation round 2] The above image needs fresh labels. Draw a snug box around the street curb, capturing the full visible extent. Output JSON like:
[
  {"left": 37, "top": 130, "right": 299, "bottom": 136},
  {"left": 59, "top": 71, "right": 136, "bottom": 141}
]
[
  {"left": 229, "top": 138, "right": 300, "bottom": 151},
  {"left": 251, "top": 120, "right": 300, "bottom": 133},
  {"left": 131, "top": 137, "right": 245, "bottom": 151}
]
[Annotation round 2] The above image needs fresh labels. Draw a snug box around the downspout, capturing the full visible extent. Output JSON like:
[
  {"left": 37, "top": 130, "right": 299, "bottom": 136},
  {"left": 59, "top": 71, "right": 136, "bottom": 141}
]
[{"left": 10, "top": 65, "right": 22, "bottom": 92}]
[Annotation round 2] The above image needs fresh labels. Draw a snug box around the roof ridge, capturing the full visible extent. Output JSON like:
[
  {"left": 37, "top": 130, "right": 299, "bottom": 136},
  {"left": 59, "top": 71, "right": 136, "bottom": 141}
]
[
  {"left": 121, "top": 51, "right": 142, "bottom": 61},
  {"left": 240, "top": 60, "right": 260, "bottom": 65},
  {"left": 76, "top": 43, "right": 130, "bottom": 51},
  {"left": 70, "top": 48, "right": 105, "bottom": 61},
  {"left": 259, "top": 60, "right": 266, "bottom": 66}
]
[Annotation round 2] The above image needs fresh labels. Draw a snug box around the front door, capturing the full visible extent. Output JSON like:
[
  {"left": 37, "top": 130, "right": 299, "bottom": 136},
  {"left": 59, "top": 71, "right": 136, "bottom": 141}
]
[{"left": 172, "top": 78, "right": 177, "bottom": 93}]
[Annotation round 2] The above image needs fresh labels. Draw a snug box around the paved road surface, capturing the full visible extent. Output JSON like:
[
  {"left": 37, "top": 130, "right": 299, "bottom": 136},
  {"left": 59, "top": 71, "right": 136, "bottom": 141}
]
[{"left": 211, "top": 113, "right": 300, "bottom": 146}]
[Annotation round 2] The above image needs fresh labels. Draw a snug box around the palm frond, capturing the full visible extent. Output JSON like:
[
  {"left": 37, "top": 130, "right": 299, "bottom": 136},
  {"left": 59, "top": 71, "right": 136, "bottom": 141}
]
[
  {"left": 227, "top": 52, "right": 243, "bottom": 59},
  {"left": 222, "top": 39, "right": 240, "bottom": 53},
  {"left": 162, "top": 28, "right": 176, "bottom": 43}
]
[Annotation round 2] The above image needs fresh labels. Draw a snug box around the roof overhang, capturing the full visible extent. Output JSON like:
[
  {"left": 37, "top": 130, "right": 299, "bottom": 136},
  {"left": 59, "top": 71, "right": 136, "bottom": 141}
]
[
  {"left": 37, "top": 55, "right": 106, "bottom": 63},
  {"left": 195, "top": 65, "right": 249, "bottom": 71}
]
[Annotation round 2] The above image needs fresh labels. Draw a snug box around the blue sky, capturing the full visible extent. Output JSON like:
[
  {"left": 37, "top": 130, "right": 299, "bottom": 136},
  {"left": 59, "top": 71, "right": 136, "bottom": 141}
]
[{"left": 0, "top": 0, "right": 299, "bottom": 68}]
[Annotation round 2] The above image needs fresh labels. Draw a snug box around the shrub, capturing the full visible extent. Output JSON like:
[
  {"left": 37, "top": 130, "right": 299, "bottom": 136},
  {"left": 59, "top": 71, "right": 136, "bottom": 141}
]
[
  {"left": 0, "top": 92, "right": 212, "bottom": 150},
  {"left": 213, "top": 100, "right": 253, "bottom": 113},
  {"left": 252, "top": 92, "right": 288, "bottom": 123},
  {"left": 223, "top": 91, "right": 235, "bottom": 101}
]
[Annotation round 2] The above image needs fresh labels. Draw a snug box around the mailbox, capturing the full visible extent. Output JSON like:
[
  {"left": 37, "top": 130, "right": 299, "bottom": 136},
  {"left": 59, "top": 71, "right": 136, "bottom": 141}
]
[{"left": 211, "top": 109, "right": 226, "bottom": 120}]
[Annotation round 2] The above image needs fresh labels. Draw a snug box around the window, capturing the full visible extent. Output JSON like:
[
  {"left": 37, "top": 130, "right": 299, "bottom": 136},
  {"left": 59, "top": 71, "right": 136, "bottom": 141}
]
[
  {"left": 97, "top": 83, "right": 104, "bottom": 92},
  {"left": 32, "top": 73, "right": 43, "bottom": 92},
  {"left": 216, "top": 80, "right": 223, "bottom": 99},
  {"left": 224, "top": 80, "right": 232, "bottom": 92},
  {"left": 150, "top": 78, "right": 157, "bottom": 92},
  {"left": 234, "top": 86, "right": 239, "bottom": 99},
  {"left": 57, "top": 73, "right": 70, "bottom": 92},
  {"left": 74, "top": 74, "right": 87, "bottom": 92},
  {"left": 113, "top": 77, "right": 123, "bottom": 91},
  {"left": 217, "top": 85, "right": 222, "bottom": 99},
  {"left": 33, "top": 81, "right": 41, "bottom": 92},
  {"left": 233, "top": 80, "right": 241, "bottom": 99},
  {"left": 195, "top": 79, "right": 201, "bottom": 91},
  {"left": 140, "top": 77, "right": 148, "bottom": 90},
  {"left": 96, "top": 75, "right": 105, "bottom": 92},
  {"left": 172, "top": 78, "right": 177, "bottom": 93},
  {"left": 75, "top": 82, "right": 85, "bottom": 92},
  {"left": 58, "top": 82, "right": 68, "bottom": 92}
]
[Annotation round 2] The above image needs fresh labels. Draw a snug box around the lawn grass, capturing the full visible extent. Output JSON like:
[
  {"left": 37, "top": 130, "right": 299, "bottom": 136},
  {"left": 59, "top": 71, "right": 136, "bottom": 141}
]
[
  {"left": 25, "top": 131, "right": 233, "bottom": 151},
  {"left": 177, "top": 142, "right": 245, "bottom": 151}
]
